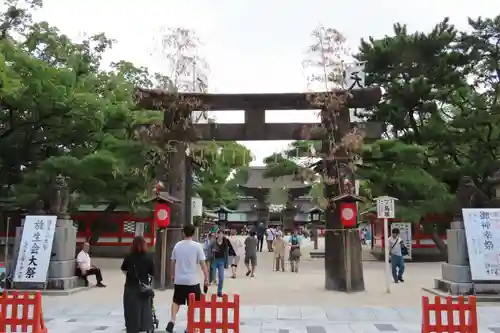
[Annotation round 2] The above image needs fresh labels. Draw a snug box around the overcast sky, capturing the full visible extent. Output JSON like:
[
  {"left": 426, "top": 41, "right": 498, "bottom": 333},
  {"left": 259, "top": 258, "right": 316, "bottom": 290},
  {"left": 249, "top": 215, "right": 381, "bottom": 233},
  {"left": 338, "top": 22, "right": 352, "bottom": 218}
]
[{"left": 34, "top": 0, "right": 500, "bottom": 165}]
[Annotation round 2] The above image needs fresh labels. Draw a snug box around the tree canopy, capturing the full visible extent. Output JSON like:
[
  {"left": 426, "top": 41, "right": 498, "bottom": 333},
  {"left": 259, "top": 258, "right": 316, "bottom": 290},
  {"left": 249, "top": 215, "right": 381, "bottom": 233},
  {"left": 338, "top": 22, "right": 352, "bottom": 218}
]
[
  {"left": 357, "top": 15, "right": 500, "bottom": 220},
  {"left": 191, "top": 141, "right": 252, "bottom": 209},
  {"left": 0, "top": 1, "right": 252, "bottom": 221},
  {"left": 263, "top": 15, "right": 500, "bottom": 228}
]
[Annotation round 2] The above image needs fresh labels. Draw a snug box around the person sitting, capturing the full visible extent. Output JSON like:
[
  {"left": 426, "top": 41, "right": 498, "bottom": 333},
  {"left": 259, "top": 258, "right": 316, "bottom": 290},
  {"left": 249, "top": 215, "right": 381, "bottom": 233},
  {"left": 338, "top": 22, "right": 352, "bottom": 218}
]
[{"left": 76, "top": 242, "right": 106, "bottom": 287}]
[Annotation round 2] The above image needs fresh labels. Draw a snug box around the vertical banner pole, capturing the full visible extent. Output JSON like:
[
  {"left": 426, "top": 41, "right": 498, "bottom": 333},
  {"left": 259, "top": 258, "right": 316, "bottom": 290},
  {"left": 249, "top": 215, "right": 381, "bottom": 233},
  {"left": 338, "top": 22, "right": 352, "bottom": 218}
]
[
  {"left": 376, "top": 196, "right": 397, "bottom": 294},
  {"left": 384, "top": 217, "right": 391, "bottom": 293}
]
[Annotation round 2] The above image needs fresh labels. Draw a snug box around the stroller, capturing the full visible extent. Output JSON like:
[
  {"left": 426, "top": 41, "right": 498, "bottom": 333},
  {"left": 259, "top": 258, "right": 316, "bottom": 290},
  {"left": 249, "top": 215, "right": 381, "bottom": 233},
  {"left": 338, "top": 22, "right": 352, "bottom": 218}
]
[
  {"left": 150, "top": 276, "right": 159, "bottom": 332},
  {"left": 152, "top": 297, "right": 159, "bottom": 330}
]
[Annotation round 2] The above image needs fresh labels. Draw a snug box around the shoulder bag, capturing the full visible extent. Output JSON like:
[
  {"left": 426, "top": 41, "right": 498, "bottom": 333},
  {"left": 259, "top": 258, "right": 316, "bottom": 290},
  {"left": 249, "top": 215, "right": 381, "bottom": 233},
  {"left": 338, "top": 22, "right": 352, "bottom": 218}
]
[
  {"left": 390, "top": 237, "right": 409, "bottom": 256},
  {"left": 133, "top": 264, "right": 154, "bottom": 298}
]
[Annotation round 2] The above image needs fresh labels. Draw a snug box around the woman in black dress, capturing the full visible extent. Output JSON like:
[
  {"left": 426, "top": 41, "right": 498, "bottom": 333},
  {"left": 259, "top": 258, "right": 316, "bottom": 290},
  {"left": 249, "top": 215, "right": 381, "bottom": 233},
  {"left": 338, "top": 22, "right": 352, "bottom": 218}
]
[{"left": 121, "top": 236, "right": 155, "bottom": 333}]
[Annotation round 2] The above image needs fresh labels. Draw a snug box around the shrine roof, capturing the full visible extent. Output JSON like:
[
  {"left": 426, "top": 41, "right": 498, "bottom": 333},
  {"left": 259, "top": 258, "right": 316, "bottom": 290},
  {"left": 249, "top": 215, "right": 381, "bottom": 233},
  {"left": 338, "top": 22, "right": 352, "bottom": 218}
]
[
  {"left": 238, "top": 167, "right": 310, "bottom": 190},
  {"left": 305, "top": 206, "right": 324, "bottom": 214}
]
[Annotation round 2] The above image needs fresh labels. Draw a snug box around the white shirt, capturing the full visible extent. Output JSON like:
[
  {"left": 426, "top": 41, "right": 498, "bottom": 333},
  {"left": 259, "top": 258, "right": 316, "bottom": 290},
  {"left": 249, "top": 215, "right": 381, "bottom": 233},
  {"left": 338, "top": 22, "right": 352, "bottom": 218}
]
[
  {"left": 171, "top": 240, "right": 206, "bottom": 286},
  {"left": 267, "top": 228, "right": 275, "bottom": 241},
  {"left": 388, "top": 236, "right": 402, "bottom": 256},
  {"left": 229, "top": 236, "right": 244, "bottom": 257},
  {"left": 76, "top": 250, "right": 91, "bottom": 271}
]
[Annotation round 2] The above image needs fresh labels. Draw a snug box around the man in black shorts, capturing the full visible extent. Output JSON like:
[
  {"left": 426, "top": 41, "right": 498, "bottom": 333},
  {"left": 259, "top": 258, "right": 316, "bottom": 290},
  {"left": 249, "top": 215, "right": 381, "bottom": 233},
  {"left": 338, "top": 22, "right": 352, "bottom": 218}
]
[
  {"left": 244, "top": 231, "right": 258, "bottom": 277},
  {"left": 166, "top": 225, "right": 209, "bottom": 333}
]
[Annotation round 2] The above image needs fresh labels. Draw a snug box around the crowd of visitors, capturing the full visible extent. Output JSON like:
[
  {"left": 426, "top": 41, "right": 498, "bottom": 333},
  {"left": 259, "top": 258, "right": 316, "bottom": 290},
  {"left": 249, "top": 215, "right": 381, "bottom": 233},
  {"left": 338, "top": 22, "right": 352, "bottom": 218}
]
[
  {"left": 73, "top": 223, "right": 309, "bottom": 333},
  {"left": 72, "top": 222, "right": 395, "bottom": 333}
]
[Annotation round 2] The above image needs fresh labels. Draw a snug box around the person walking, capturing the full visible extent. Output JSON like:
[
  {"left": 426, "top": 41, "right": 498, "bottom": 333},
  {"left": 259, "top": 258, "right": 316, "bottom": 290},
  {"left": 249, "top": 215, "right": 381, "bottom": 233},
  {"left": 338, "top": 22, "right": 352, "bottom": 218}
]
[
  {"left": 273, "top": 232, "right": 286, "bottom": 272},
  {"left": 166, "top": 225, "right": 209, "bottom": 333},
  {"left": 388, "top": 228, "right": 405, "bottom": 283},
  {"left": 121, "top": 236, "right": 155, "bottom": 333},
  {"left": 228, "top": 230, "right": 243, "bottom": 278},
  {"left": 203, "top": 232, "right": 216, "bottom": 284},
  {"left": 266, "top": 227, "right": 275, "bottom": 252},
  {"left": 256, "top": 222, "right": 265, "bottom": 252},
  {"left": 209, "top": 230, "right": 230, "bottom": 297},
  {"left": 288, "top": 230, "right": 302, "bottom": 273},
  {"left": 244, "top": 231, "right": 258, "bottom": 277}
]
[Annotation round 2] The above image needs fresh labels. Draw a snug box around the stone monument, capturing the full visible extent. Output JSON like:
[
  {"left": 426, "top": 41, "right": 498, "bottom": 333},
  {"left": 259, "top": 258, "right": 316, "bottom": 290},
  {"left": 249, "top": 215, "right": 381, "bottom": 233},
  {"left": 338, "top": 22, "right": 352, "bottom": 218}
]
[
  {"left": 433, "top": 175, "right": 500, "bottom": 297},
  {"left": 13, "top": 174, "right": 82, "bottom": 294}
]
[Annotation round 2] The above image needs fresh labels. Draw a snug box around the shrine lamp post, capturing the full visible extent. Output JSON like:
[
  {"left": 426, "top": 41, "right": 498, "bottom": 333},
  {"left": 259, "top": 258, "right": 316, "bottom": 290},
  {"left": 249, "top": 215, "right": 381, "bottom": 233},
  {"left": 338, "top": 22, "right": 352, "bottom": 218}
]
[
  {"left": 215, "top": 207, "right": 228, "bottom": 230},
  {"left": 308, "top": 207, "right": 323, "bottom": 250},
  {"left": 375, "top": 196, "right": 398, "bottom": 294}
]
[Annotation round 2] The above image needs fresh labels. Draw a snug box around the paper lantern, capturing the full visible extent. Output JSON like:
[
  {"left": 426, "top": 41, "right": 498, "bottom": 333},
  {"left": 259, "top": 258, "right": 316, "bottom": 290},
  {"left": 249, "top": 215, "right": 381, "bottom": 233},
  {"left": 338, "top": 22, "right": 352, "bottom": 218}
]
[
  {"left": 340, "top": 202, "right": 357, "bottom": 228},
  {"left": 155, "top": 203, "right": 171, "bottom": 229}
]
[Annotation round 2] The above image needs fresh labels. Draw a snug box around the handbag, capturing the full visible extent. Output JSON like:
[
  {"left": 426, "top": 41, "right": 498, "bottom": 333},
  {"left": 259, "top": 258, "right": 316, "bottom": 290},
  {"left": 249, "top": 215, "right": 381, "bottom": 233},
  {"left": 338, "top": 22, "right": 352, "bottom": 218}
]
[{"left": 133, "top": 264, "right": 154, "bottom": 298}]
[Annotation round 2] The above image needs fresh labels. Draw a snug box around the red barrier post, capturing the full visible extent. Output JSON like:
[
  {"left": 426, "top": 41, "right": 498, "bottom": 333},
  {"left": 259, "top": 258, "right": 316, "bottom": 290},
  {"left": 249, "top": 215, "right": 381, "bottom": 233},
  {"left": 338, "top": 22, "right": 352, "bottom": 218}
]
[
  {"left": 187, "top": 293, "right": 240, "bottom": 333},
  {"left": 0, "top": 290, "right": 47, "bottom": 333},
  {"left": 421, "top": 295, "right": 477, "bottom": 333}
]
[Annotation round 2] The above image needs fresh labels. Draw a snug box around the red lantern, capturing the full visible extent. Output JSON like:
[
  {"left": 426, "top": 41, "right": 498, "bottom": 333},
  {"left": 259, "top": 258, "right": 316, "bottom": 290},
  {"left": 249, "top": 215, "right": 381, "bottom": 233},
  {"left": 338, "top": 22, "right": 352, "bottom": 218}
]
[
  {"left": 155, "top": 203, "right": 171, "bottom": 229},
  {"left": 340, "top": 202, "right": 357, "bottom": 228}
]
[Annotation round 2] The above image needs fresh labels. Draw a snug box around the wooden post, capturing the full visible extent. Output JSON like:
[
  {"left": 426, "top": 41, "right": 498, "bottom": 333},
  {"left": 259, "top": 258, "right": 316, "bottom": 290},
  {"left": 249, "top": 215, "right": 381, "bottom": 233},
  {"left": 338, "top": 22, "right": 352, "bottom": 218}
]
[
  {"left": 321, "top": 104, "right": 365, "bottom": 292},
  {"left": 164, "top": 143, "right": 187, "bottom": 289}
]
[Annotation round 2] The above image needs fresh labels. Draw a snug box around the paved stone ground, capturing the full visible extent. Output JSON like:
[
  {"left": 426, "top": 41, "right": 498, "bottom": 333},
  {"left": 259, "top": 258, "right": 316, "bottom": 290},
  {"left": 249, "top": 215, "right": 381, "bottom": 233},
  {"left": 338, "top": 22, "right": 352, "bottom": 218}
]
[
  {"left": 12, "top": 238, "right": 500, "bottom": 332},
  {"left": 39, "top": 303, "right": 500, "bottom": 333}
]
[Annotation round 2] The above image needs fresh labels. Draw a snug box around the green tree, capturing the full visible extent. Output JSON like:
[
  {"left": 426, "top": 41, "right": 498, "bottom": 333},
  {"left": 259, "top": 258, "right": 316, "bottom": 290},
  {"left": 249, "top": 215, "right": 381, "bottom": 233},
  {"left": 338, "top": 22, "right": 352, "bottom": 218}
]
[
  {"left": 191, "top": 141, "right": 252, "bottom": 209},
  {"left": 0, "top": 1, "right": 170, "bottom": 244},
  {"left": 356, "top": 15, "right": 500, "bottom": 256}
]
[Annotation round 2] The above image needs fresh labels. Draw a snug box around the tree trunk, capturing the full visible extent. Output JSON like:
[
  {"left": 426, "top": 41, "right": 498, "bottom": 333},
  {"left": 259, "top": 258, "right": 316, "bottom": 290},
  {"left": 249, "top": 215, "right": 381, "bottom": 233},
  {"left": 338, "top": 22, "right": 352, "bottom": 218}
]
[
  {"left": 430, "top": 231, "right": 448, "bottom": 261},
  {"left": 420, "top": 224, "right": 448, "bottom": 260},
  {"left": 322, "top": 106, "right": 364, "bottom": 292},
  {"left": 89, "top": 202, "right": 118, "bottom": 245}
]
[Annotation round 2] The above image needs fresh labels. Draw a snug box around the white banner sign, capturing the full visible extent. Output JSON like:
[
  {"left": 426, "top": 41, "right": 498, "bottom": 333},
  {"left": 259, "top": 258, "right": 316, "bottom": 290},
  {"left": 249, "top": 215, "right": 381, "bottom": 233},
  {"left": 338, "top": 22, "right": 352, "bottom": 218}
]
[
  {"left": 390, "top": 222, "right": 412, "bottom": 260},
  {"left": 14, "top": 215, "right": 57, "bottom": 283},
  {"left": 376, "top": 197, "right": 396, "bottom": 219},
  {"left": 191, "top": 197, "right": 203, "bottom": 217},
  {"left": 463, "top": 208, "right": 500, "bottom": 281}
]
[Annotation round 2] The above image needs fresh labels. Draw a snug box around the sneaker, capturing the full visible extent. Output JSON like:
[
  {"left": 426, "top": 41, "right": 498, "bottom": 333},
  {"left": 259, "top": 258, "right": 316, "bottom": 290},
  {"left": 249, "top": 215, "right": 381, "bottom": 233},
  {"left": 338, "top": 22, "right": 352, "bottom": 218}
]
[
  {"left": 166, "top": 321, "right": 175, "bottom": 333},
  {"left": 96, "top": 283, "right": 106, "bottom": 288}
]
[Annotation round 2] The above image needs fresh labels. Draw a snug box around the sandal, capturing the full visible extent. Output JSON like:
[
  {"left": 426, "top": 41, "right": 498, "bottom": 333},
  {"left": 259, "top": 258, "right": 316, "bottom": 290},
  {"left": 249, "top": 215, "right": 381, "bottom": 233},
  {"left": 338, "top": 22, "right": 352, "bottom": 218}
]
[{"left": 246, "top": 270, "right": 251, "bottom": 276}]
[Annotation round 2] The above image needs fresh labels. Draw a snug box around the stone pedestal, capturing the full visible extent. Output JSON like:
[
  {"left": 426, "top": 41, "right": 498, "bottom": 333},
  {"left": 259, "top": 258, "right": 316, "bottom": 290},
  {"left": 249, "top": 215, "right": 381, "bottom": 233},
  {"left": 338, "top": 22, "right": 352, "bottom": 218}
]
[
  {"left": 11, "top": 217, "right": 84, "bottom": 294},
  {"left": 434, "top": 221, "right": 474, "bottom": 295},
  {"left": 46, "top": 218, "right": 81, "bottom": 290}
]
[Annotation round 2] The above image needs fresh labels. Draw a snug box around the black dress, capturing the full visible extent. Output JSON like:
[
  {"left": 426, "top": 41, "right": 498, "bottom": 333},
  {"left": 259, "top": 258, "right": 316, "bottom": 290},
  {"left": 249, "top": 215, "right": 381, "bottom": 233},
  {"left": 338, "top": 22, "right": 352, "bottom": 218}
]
[{"left": 121, "top": 252, "right": 155, "bottom": 333}]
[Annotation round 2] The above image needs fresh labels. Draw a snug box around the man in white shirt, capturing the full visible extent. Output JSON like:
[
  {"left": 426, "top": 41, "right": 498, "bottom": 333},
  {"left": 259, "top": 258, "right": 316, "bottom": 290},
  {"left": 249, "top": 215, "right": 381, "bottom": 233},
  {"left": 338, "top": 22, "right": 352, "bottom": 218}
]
[
  {"left": 76, "top": 242, "right": 106, "bottom": 287},
  {"left": 166, "top": 225, "right": 209, "bottom": 333},
  {"left": 266, "top": 227, "right": 275, "bottom": 252},
  {"left": 388, "top": 228, "right": 405, "bottom": 283}
]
